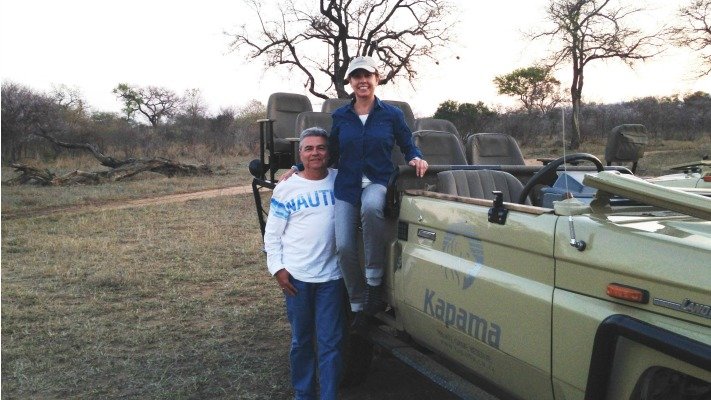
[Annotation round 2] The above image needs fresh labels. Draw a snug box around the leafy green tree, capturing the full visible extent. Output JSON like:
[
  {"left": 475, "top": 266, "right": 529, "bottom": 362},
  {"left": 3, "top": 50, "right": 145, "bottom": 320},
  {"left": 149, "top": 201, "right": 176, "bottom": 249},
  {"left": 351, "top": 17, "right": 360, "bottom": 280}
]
[
  {"left": 683, "top": 90, "right": 711, "bottom": 106},
  {"left": 434, "top": 100, "right": 496, "bottom": 137},
  {"left": 494, "top": 66, "right": 564, "bottom": 114},
  {"left": 113, "top": 83, "right": 182, "bottom": 128},
  {"left": 682, "top": 91, "right": 711, "bottom": 135}
]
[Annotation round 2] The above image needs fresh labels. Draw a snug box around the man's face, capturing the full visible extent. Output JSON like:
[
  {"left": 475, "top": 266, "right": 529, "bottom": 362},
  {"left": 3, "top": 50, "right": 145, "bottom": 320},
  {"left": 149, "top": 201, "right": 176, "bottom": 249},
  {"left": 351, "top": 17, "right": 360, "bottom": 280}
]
[{"left": 299, "top": 135, "right": 329, "bottom": 172}]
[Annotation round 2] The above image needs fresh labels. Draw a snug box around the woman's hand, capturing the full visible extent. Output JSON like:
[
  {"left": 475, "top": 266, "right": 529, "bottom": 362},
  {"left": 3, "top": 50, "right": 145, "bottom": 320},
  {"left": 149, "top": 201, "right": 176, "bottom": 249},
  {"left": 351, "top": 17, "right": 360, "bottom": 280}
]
[
  {"left": 409, "top": 158, "right": 429, "bottom": 178},
  {"left": 277, "top": 167, "right": 297, "bottom": 183}
]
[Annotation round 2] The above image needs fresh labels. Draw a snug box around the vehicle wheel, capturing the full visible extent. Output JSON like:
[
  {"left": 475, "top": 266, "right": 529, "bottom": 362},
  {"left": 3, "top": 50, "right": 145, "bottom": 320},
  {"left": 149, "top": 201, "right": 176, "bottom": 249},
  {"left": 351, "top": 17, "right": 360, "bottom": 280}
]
[
  {"left": 340, "top": 314, "right": 374, "bottom": 388},
  {"left": 630, "top": 367, "right": 711, "bottom": 400}
]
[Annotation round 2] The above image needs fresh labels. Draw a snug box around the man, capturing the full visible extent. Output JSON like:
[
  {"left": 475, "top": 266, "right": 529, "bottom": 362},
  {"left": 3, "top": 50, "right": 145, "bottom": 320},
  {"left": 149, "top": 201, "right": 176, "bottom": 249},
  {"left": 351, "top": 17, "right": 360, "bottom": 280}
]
[{"left": 263, "top": 127, "right": 344, "bottom": 400}]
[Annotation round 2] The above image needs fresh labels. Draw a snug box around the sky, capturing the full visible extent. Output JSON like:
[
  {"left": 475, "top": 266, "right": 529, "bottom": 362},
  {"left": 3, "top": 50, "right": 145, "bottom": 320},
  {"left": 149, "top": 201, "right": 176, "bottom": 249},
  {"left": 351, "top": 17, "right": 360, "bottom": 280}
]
[{"left": 1, "top": 0, "right": 709, "bottom": 118}]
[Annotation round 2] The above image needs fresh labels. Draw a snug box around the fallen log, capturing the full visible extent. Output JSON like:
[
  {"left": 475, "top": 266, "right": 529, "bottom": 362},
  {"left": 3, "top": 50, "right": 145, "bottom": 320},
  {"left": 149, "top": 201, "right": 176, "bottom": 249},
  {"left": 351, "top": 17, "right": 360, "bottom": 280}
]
[
  {"left": 7, "top": 163, "right": 56, "bottom": 185},
  {"left": 8, "top": 158, "right": 213, "bottom": 186},
  {"left": 7, "top": 131, "right": 213, "bottom": 186}
]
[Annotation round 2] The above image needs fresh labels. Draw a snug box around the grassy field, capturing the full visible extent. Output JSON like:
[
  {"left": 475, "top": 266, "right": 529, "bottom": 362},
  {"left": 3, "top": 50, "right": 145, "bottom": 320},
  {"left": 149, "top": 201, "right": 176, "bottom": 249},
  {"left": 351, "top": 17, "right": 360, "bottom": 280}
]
[
  {"left": 522, "top": 136, "right": 711, "bottom": 176},
  {"left": 2, "top": 139, "right": 709, "bottom": 399},
  {"left": 2, "top": 193, "right": 296, "bottom": 399}
]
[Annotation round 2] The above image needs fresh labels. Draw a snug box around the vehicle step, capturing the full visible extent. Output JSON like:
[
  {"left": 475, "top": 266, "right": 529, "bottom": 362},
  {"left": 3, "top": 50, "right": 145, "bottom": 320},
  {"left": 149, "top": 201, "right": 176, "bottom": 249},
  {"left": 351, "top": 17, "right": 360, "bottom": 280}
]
[{"left": 368, "top": 326, "right": 502, "bottom": 400}]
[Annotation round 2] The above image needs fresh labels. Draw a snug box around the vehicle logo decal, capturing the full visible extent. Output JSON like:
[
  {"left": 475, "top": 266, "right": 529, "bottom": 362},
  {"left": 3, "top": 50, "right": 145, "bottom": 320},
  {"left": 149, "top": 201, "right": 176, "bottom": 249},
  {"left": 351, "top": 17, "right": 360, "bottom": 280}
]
[
  {"left": 653, "top": 298, "right": 711, "bottom": 319},
  {"left": 463, "top": 264, "right": 483, "bottom": 290},
  {"left": 423, "top": 288, "right": 501, "bottom": 349},
  {"left": 442, "top": 228, "right": 484, "bottom": 291}
]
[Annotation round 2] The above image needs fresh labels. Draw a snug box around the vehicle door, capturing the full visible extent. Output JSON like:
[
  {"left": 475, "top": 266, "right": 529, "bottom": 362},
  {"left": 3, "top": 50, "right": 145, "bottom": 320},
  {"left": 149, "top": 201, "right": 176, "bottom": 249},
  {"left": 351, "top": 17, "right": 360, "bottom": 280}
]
[{"left": 393, "top": 192, "right": 558, "bottom": 400}]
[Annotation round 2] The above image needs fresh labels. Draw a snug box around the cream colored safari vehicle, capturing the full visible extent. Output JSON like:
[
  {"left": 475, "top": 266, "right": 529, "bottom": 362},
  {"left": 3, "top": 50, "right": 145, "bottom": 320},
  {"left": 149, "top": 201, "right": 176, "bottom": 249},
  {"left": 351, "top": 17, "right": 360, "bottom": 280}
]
[
  {"left": 376, "top": 159, "right": 710, "bottom": 400},
  {"left": 249, "top": 93, "right": 710, "bottom": 400}
]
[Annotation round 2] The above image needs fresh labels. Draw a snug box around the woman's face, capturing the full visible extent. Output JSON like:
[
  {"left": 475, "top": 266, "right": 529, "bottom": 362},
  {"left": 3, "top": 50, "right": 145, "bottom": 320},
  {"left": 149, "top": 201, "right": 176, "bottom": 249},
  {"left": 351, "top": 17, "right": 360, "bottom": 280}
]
[{"left": 349, "top": 70, "right": 378, "bottom": 100}]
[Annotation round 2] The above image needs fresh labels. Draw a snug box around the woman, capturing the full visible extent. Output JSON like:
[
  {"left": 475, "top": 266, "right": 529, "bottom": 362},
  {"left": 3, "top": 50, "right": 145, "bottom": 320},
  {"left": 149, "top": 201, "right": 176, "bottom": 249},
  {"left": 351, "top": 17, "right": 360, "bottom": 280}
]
[{"left": 329, "top": 56, "right": 428, "bottom": 319}]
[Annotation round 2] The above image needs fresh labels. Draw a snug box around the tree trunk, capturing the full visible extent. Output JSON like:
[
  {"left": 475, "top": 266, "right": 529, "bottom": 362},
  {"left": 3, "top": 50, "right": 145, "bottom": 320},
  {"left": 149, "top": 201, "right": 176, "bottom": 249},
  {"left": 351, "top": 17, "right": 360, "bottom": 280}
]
[
  {"left": 335, "top": 82, "right": 349, "bottom": 99},
  {"left": 571, "top": 97, "right": 581, "bottom": 150},
  {"left": 569, "top": 67, "right": 583, "bottom": 150}
]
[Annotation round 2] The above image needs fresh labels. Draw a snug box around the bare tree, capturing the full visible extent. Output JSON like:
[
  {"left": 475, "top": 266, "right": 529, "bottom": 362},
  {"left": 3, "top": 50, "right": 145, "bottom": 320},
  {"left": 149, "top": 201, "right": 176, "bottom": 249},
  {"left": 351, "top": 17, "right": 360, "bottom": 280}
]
[
  {"left": 670, "top": 0, "right": 711, "bottom": 77},
  {"left": 228, "top": 0, "right": 456, "bottom": 99},
  {"left": 113, "top": 83, "right": 183, "bottom": 128},
  {"left": 533, "top": 0, "right": 663, "bottom": 149},
  {"left": 1, "top": 81, "right": 64, "bottom": 162},
  {"left": 51, "top": 84, "right": 87, "bottom": 115},
  {"left": 180, "top": 88, "right": 209, "bottom": 120}
]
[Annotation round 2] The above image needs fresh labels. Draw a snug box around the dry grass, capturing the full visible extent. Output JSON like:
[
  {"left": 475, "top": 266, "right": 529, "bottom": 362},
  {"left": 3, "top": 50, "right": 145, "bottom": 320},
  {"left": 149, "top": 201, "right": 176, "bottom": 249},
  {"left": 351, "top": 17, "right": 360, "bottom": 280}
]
[
  {"left": 520, "top": 136, "right": 711, "bottom": 176},
  {"left": 1, "top": 153, "right": 461, "bottom": 400},
  {"left": 2, "top": 194, "right": 294, "bottom": 399},
  {"left": 1, "top": 187, "right": 455, "bottom": 400}
]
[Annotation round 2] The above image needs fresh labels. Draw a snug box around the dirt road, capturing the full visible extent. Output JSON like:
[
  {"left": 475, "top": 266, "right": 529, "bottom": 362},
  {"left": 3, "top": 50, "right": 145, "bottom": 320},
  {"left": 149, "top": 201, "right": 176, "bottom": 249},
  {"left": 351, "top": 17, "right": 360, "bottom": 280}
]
[{"left": 2, "top": 185, "right": 254, "bottom": 220}]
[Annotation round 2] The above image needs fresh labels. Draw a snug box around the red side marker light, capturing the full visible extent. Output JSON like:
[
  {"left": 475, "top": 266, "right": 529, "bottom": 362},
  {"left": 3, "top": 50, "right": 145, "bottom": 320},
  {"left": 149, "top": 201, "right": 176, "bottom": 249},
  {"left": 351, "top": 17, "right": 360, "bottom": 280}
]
[
  {"left": 606, "top": 283, "right": 649, "bottom": 304},
  {"left": 702, "top": 175, "right": 711, "bottom": 183}
]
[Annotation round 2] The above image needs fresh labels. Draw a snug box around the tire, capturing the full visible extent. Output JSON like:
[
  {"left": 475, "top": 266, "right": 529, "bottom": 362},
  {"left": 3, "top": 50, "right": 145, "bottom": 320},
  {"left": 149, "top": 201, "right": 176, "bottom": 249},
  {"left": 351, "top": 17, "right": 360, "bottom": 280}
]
[{"left": 630, "top": 367, "right": 711, "bottom": 400}]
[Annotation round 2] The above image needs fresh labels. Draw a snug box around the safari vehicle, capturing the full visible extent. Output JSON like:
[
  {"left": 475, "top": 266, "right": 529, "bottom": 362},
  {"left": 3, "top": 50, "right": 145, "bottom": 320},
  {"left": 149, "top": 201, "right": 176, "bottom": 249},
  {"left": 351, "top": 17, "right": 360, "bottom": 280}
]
[
  {"left": 249, "top": 93, "right": 711, "bottom": 400},
  {"left": 647, "top": 160, "right": 711, "bottom": 190}
]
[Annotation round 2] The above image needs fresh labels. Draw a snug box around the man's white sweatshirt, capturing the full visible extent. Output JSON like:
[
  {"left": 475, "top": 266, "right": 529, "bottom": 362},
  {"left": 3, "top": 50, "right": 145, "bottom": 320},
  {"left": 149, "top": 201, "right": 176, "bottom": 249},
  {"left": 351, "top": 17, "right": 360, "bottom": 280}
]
[{"left": 263, "top": 169, "right": 341, "bottom": 283}]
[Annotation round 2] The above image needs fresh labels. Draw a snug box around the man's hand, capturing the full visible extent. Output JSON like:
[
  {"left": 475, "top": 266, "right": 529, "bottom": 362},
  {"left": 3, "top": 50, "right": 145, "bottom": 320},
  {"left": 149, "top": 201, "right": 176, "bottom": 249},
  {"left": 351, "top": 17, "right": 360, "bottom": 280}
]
[
  {"left": 409, "top": 158, "right": 429, "bottom": 178},
  {"left": 275, "top": 268, "right": 297, "bottom": 296}
]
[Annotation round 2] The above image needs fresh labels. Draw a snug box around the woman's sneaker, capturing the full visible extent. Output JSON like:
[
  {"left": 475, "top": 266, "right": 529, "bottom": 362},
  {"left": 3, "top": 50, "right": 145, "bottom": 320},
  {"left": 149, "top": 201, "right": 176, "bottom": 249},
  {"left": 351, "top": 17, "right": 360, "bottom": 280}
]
[{"left": 364, "top": 284, "right": 386, "bottom": 315}]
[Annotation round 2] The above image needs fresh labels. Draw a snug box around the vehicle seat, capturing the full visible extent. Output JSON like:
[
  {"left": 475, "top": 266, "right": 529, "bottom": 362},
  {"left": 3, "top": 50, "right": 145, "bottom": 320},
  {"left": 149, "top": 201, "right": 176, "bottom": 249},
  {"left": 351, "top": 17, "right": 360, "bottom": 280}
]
[
  {"left": 383, "top": 100, "right": 416, "bottom": 131},
  {"left": 436, "top": 169, "right": 529, "bottom": 204},
  {"left": 605, "top": 124, "right": 648, "bottom": 173},
  {"left": 321, "top": 98, "right": 351, "bottom": 113},
  {"left": 295, "top": 111, "right": 333, "bottom": 136},
  {"left": 267, "top": 92, "right": 313, "bottom": 153},
  {"left": 318, "top": 98, "right": 412, "bottom": 165},
  {"left": 465, "top": 133, "right": 526, "bottom": 165},
  {"left": 322, "top": 98, "right": 415, "bottom": 130},
  {"left": 382, "top": 100, "right": 416, "bottom": 165},
  {"left": 413, "top": 130, "right": 467, "bottom": 165},
  {"left": 415, "top": 118, "right": 460, "bottom": 137}
]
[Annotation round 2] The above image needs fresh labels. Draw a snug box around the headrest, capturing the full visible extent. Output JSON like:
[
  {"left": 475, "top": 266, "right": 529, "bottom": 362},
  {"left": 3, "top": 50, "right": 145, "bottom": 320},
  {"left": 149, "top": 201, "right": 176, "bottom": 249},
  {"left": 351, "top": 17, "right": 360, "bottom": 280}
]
[
  {"left": 267, "top": 92, "right": 313, "bottom": 115},
  {"left": 475, "top": 134, "right": 512, "bottom": 157}
]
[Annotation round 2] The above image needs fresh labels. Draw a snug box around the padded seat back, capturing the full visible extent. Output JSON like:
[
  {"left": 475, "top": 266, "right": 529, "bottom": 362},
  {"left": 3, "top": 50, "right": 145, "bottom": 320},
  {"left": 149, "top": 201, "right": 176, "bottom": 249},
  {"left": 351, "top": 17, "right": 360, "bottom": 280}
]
[
  {"left": 605, "top": 124, "right": 648, "bottom": 173},
  {"left": 465, "top": 133, "right": 525, "bottom": 165},
  {"left": 437, "top": 169, "right": 529, "bottom": 204},
  {"left": 321, "top": 98, "right": 351, "bottom": 113},
  {"left": 322, "top": 98, "right": 415, "bottom": 130},
  {"left": 383, "top": 100, "right": 416, "bottom": 131},
  {"left": 267, "top": 92, "right": 313, "bottom": 139},
  {"left": 413, "top": 130, "right": 467, "bottom": 165},
  {"left": 415, "top": 118, "right": 460, "bottom": 137},
  {"left": 295, "top": 111, "right": 333, "bottom": 136}
]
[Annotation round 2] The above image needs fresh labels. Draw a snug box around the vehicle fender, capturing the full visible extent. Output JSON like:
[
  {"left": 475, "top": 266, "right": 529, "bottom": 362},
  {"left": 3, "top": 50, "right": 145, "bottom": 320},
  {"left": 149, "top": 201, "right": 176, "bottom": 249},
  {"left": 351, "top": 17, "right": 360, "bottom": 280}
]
[{"left": 585, "top": 314, "right": 711, "bottom": 400}]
